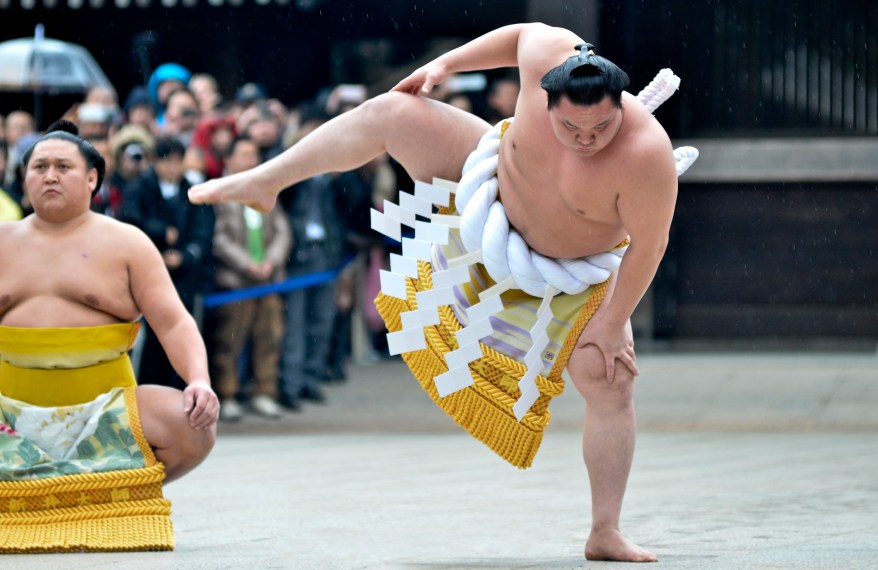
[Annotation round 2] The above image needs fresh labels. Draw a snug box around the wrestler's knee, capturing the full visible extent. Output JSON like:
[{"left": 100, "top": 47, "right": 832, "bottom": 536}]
[
  {"left": 177, "top": 423, "right": 216, "bottom": 469},
  {"left": 567, "top": 344, "right": 636, "bottom": 404},
  {"left": 135, "top": 385, "right": 216, "bottom": 456},
  {"left": 361, "top": 91, "right": 428, "bottom": 121},
  {"left": 358, "top": 91, "right": 401, "bottom": 117}
]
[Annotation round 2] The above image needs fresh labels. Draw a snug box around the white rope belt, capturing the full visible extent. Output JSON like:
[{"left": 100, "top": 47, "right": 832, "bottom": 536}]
[
  {"left": 456, "top": 121, "right": 626, "bottom": 299},
  {"left": 372, "top": 68, "right": 699, "bottom": 420}
]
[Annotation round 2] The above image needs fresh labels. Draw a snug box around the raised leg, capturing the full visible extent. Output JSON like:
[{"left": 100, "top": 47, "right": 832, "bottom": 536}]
[
  {"left": 566, "top": 332, "right": 657, "bottom": 563},
  {"left": 135, "top": 385, "right": 216, "bottom": 484},
  {"left": 188, "top": 92, "right": 491, "bottom": 211}
]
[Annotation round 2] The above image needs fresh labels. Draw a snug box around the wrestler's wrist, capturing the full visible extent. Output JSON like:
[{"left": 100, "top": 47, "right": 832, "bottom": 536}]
[
  {"left": 595, "top": 310, "right": 628, "bottom": 328},
  {"left": 432, "top": 57, "right": 453, "bottom": 78},
  {"left": 187, "top": 377, "right": 212, "bottom": 388}
]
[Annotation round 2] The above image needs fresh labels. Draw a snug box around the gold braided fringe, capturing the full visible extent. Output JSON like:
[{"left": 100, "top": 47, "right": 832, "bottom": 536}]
[
  {"left": 124, "top": 385, "right": 159, "bottom": 465},
  {"left": 0, "top": 461, "right": 174, "bottom": 552},
  {"left": 375, "top": 259, "right": 608, "bottom": 469}
]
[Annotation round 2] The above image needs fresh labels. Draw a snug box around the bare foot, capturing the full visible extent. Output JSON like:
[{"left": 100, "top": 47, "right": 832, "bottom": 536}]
[
  {"left": 585, "top": 527, "right": 657, "bottom": 562},
  {"left": 187, "top": 172, "right": 278, "bottom": 212}
]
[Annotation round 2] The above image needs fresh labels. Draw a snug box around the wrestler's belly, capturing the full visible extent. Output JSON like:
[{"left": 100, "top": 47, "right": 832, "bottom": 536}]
[
  {"left": 499, "top": 185, "right": 627, "bottom": 259},
  {"left": 0, "top": 296, "right": 139, "bottom": 328}
]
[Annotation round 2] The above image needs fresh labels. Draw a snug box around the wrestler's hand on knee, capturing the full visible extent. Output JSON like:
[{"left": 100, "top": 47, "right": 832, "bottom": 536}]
[
  {"left": 391, "top": 62, "right": 450, "bottom": 96},
  {"left": 577, "top": 316, "right": 639, "bottom": 383},
  {"left": 183, "top": 379, "right": 220, "bottom": 429}
]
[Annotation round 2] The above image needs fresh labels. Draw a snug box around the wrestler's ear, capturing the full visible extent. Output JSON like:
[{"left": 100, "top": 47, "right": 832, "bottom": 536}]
[{"left": 86, "top": 168, "right": 98, "bottom": 193}]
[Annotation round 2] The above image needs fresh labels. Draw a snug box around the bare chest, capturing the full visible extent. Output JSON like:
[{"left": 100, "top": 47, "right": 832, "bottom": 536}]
[
  {"left": 496, "top": 137, "right": 627, "bottom": 258},
  {"left": 0, "top": 235, "right": 137, "bottom": 324}
]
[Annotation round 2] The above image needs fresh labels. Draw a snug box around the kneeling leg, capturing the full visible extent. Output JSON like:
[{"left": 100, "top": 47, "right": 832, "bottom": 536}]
[{"left": 136, "top": 385, "right": 216, "bottom": 484}]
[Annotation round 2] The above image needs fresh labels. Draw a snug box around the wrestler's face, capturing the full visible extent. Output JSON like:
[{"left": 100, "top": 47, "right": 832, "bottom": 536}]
[
  {"left": 549, "top": 95, "right": 622, "bottom": 156},
  {"left": 25, "top": 139, "right": 96, "bottom": 221}
]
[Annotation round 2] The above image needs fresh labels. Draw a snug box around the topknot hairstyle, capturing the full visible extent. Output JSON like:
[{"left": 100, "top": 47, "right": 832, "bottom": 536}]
[{"left": 540, "top": 43, "right": 630, "bottom": 109}]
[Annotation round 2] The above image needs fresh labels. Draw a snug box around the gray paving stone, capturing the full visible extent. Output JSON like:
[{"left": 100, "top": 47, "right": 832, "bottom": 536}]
[{"left": 3, "top": 352, "right": 877, "bottom": 568}]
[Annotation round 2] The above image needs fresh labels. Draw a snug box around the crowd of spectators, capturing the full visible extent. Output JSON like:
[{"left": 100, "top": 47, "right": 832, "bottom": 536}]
[{"left": 0, "top": 64, "right": 520, "bottom": 422}]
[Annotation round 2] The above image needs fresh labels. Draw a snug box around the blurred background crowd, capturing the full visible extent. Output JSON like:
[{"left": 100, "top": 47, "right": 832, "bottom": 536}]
[{"left": 0, "top": 63, "right": 520, "bottom": 422}]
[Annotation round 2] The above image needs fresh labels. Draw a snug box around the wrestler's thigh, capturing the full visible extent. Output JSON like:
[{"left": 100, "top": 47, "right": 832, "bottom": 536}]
[
  {"left": 374, "top": 92, "right": 491, "bottom": 183},
  {"left": 134, "top": 384, "right": 189, "bottom": 449}
]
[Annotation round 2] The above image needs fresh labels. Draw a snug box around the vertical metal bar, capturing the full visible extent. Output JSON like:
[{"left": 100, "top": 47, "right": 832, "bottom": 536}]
[
  {"left": 714, "top": 2, "right": 725, "bottom": 131},
  {"left": 871, "top": 3, "right": 878, "bottom": 133},
  {"left": 795, "top": 2, "right": 808, "bottom": 126},
  {"left": 819, "top": 3, "right": 831, "bottom": 128},
  {"left": 854, "top": 6, "right": 869, "bottom": 135},
  {"left": 785, "top": 2, "right": 798, "bottom": 128},
  {"left": 844, "top": 18, "right": 855, "bottom": 131},
  {"left": 809, "top": 0, "right": 821, "bottom": 127},
  {"left": 831, "top": 9, "right": 843, "bottom": 128},
  {"left": 773, "top": 0, "right": 784, "bottom": 125},
  {"left": 754, "top": 0, "right": 765, "bottom": 128}
]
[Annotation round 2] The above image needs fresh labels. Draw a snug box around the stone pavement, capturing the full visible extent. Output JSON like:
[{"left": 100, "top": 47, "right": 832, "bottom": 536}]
[{"left": 4, "top": 350, "right": 877, "bottom": 569}]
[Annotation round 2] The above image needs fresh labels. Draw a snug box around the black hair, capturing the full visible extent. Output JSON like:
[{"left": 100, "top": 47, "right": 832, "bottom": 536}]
[
  {"left": 21, "top": 119, "right": 106, "bottom": 196},
  {"left": 0, "top": 139, "right": 7, "bottom": 161},
  {"left": 540, "top": 43, "right": 630, "bottom": 109},
  {"left": 166, "top": 86, "right": 197, "bottom": 104},
  {"left": 154, "top": 136, "right": 186, "bottom": 160},
  {"left": 165, "top": 87, "right": 200, "bottom": 121},
  {"left": 223, "top": 134, "right": 257, "bottom": 159}
]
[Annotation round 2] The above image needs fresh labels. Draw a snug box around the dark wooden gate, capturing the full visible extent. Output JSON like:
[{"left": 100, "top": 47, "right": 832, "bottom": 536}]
[
  {"left": 600, "top": 0, "right": 878, "bottom": 138},
  {"left": 601, "top": 1, "right": 878, "bottom": 341}
]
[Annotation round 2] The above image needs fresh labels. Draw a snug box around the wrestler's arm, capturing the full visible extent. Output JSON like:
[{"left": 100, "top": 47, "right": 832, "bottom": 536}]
[
  {"left": 579, "top": 145, "right": 678, "bottom": 381},
  {"left": 393, "top": 23, "right": 583, "bottom": 95},
  {"left": 124, "top": 224, "right": 219, "bottom": 428}
]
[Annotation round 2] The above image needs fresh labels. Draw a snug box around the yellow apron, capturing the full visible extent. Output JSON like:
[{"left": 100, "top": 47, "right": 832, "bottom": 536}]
[
  {"left": 0, "top": 322, "right": 140, "bottom": 406},
  {"left": 0, "top": 322, "right": 174, "bottom": 552}
]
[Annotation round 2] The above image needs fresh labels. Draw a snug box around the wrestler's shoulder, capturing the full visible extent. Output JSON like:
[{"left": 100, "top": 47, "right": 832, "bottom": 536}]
[
  {"left": 610, "top": 123, "right": 676, "bottom": 196},
  {"left": 619, "top": 110, "right": 674, "bottom": 164},
  {"left": 0, "top": 217, "right": 30, "bottom": 239},
  {"left": 89, "top": 214, "right": 154, "bottom": 246}
]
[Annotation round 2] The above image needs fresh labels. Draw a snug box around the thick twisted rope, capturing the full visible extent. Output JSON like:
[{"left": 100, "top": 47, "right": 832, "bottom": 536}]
[
  {"left": 0, "top": 463, "right": 166, "bottom": 496},
  {"left": 1, "top": 499, "right": 172, "bottom": 524}
]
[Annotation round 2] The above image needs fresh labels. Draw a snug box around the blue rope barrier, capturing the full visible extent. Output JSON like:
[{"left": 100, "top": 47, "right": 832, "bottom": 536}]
[{"left": 202, "top": 258, "right": 353, "bottom": 309}]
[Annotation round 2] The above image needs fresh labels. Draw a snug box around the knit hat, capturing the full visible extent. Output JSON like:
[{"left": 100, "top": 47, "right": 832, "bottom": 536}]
[
  {"left": 123, "top": 86, "right": 155, "bottom": 114},
  {"left": 110, "top": 124, "right": 156, "bottom": 163}
]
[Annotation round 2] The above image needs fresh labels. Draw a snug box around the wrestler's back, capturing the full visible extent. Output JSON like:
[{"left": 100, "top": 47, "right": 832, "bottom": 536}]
[
  {"left": 498, "top": 91, "right": 670, "bottom": 259},
  {"left": 0, "top": 214, "right": 144, "bottom": 328}
]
